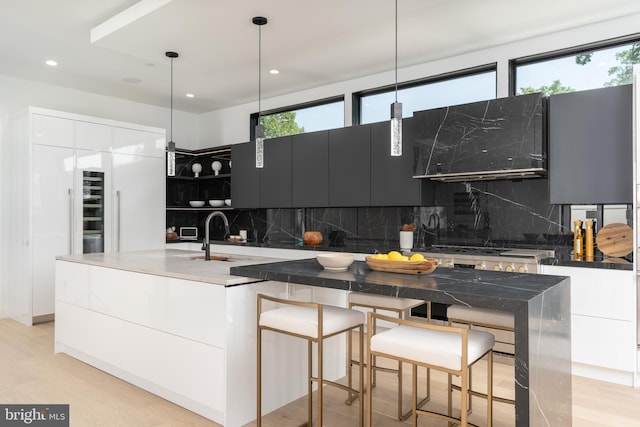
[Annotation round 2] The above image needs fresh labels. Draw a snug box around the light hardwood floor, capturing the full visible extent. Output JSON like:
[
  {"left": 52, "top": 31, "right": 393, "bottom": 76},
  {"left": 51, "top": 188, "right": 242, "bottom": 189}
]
[{"left": 2, "top": 318, "right": 640, "bottom": 426}]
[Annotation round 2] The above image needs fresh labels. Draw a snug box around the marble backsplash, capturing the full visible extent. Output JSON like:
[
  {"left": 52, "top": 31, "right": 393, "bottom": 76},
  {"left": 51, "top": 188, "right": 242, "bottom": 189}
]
[{"left": 221, "top": 177, "right": 632, "bottom": 254}]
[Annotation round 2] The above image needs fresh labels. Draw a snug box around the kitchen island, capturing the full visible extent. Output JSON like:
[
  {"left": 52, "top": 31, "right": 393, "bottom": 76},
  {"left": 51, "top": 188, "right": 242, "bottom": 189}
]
[
  {"left": 231, "top": 258, "right": 572, "bottom": 427},
  {"left": 54, "top": 249, "right": 350, "bottom": 427}
]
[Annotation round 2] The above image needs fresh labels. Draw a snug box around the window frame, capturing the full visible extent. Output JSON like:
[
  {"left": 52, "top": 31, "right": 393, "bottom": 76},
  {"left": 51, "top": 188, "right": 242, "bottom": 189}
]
[
  {"left": 249, "top": 95, "right": 345, "bottom": 140},
  {"left": 509, "top": 33, "right": 640, "bottom": 96},
  {"left": 353, "top": 63, "right": 498, "bottom": 125}
]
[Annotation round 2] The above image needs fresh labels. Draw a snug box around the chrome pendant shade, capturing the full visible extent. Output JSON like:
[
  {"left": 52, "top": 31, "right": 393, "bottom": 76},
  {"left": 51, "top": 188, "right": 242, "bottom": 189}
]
[
  {"left": 253, "top": 16, "right": 267, "bottom": 168},
  {"left": 390, "top": 0, "right": 402, "bottom": 156},
  {"left": 165, "top": 51, "right": 178, "bottom": 176}
]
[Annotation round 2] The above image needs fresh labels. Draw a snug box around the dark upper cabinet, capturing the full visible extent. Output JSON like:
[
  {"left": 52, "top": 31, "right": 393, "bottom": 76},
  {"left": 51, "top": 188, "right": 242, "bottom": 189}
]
[
  {"left": 549, "top": 85, "right": 632, "bottom": 204},
  {"left": 260, "top": 136, "right": 292, "bottom": 208},
  {"left": 370, "top": 119, "right": 433, "bottom": 206},
  {"left": 231, "top": 141, "right": 260, "bottom": 208},
  {"left": 292, "top": 131, "right": 329, "bottom": 207},
  {"left": 329, "top": 125, "right": 371, "bottom": 206},
  {"left": 413, "top": 93, "right": 546, "bottom": 180}
]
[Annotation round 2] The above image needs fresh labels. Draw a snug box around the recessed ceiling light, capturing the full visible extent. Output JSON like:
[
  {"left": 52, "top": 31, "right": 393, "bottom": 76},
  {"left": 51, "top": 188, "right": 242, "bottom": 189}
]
[
  {"left": 45, "top": 60, "right": 58, "bottom": 67},
  {"left": 186, "top": 93, "right": 195, "bottom": 98},
  {"left": 269, "top": 69, "right": 279, "bottom": 75}
]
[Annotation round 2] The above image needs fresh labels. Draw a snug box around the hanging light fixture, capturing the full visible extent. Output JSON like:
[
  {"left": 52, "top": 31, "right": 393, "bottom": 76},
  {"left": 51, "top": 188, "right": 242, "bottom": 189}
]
[
  {"left": 253, "top": 16, "right": 267, "bottom": 168},
  {"left": 165, "top": 51, "right": 179, "bottom": 176},
  {"left": 390, "top": 0, "right": 402, "bottom": 156}
]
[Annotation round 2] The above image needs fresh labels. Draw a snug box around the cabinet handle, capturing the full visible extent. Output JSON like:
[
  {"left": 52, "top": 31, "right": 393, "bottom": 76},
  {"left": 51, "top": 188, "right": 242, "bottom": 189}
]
[
  {"left": 116, "top": 190, "right": 121, "bottom": 252},
  {"left": 68, "top": 188, "right": 72, "bottom": 255}
]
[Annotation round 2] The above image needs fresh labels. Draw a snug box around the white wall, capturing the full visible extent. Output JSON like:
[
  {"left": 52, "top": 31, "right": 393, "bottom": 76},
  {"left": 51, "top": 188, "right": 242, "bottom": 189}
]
[{"left": 198, "top": 12, "right": 640, "bottom": 147}]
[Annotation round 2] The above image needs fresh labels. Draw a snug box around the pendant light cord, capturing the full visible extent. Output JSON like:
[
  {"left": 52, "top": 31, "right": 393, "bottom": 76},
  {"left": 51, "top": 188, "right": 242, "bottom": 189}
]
[
  {"left": 165, "top": 51, "right": 178, "bottom": 144},
  {"left": 394, "top": 0, "right": 398, "bottom": 103},
  {"left": 170, "top": 56, "right": 174, "bottom": 142},
  {"left": 258, "top": 24, "right": 262, "bottom": 122}
]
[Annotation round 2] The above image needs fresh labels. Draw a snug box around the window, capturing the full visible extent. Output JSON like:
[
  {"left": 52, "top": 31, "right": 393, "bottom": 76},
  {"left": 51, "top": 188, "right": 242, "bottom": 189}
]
[
  {"left": 512, "top": 36, "right": 640, "bottom": 96},
  {"left": 250, "top": 97, "right": 344, "bottom": 139},
  {"left": 357, "top": 66, "right": 497, "bottom": 125}
]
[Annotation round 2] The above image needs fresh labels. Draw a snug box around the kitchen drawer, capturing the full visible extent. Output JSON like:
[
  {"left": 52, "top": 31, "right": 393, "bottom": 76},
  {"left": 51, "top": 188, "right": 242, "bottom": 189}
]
[
  {"left": 541, "top": 265, "right": 635, "bottom": 321},
  {"left": 571, "top": 314, "right": 636, "bottom": 372}
]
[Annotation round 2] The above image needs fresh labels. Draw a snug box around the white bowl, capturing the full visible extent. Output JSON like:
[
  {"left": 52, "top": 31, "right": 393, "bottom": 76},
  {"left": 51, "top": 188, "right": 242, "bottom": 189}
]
[
  {"left": 224, "top": 199, "right": 232, "bottom": 206},
  {"left": 189, "top": 200, "right": 205, "bottom": 207},
  {"left": 316, "top": 253, "right": 355, "bottom": 271},
  {"left": 209, "top": 200, "right": 225, "bottom": 207}
]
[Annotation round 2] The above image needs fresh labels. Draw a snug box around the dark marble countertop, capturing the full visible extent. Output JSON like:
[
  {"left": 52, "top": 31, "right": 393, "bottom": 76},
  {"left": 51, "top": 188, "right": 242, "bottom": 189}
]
[
  {"left": 170, "top": 238, "right": 634, "bottom": 271},
  {"left": 539, "top": 249, "right": 633, "bottom": 271},
  {"left": 230, "top": 258, "right": 568, "bottom": 311}
]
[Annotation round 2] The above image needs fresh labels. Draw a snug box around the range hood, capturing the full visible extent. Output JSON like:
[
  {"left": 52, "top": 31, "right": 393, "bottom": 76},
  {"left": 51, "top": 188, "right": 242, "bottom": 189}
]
[{"left": 412, "top": 93, "right": 547, "bottom": 182}]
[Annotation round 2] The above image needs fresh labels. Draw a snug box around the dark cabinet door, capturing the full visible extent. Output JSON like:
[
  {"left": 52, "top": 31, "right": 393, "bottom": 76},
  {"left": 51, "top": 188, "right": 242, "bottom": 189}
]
[
  {"left": 549, "top": 85, "right": 632, "bottom": 204},
  {"left": 370, "top": 119, "right": 432, "bottom": 206},
  {"left": 231, "top": 141, "right": 260, "bottom": 208},
  {"left": 292, "top": 131, "right": 329, "bottom": 207},
  {"left": 329, "top": 125, "right": 370, "bottom": 206},
  {"left": 260, "top": 136, "right": 292, "bottom": 207}
]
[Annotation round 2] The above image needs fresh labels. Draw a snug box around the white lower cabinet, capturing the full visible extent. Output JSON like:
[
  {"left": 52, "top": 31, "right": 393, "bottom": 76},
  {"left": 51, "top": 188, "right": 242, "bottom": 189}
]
[
  {"left": 55, "top": 259, "right": 349, "bottom": 426},
  {"left": 541, "top": 265, "right": 637, "bottom": 385}
]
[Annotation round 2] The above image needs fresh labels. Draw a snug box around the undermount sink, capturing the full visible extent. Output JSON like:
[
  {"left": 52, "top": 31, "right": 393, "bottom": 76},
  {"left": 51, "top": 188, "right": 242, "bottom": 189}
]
[{"left": 190, "top": 255, "right": 230, "bottom": 261}]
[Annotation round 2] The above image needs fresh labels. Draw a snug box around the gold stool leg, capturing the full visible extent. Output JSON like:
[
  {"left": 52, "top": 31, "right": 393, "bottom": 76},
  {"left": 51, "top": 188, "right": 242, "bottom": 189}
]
[
  {"left": 358, "top": 324, "right": 365, "bottom": 427},
  {"left": 317, "top": 336, "right": 323, "bottom": 427},
  {"left": 256, "top": 325, "right": 262, "bottom": 427},
  {"left": 412, "top": 364, "right": 418, "bottom": 427},
  {"left": 307, "top": 340, "right": 313, "bottom": 425},
  {"left": 487, "top": 350, "right": 493, "bottom": 427}
]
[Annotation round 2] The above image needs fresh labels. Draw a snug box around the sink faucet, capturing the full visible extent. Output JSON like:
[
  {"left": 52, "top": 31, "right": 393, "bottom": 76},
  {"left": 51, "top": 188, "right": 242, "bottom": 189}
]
[{"left": 202, "top": 211, "right": 230, "bottom": 261}]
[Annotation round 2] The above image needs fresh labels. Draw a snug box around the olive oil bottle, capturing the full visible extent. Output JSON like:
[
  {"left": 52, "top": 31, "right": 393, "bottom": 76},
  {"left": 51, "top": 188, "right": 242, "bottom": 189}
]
[{"left": 573, "top": 220, "right": 584, "bottom": 260}]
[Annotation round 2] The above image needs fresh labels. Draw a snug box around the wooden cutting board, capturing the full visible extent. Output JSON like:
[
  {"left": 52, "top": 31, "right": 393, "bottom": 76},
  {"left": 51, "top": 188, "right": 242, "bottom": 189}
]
[{"left": 596, "top": 223, "right": 633, "bottom": 257}]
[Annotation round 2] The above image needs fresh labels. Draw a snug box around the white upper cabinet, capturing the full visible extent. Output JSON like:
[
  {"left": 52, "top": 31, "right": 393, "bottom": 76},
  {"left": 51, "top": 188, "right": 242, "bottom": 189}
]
[
  {"left": 32, "top": 114, "right": 74, "bottom": 148},
  {"left": 75, "top": 120, "right": 112, "bottom": 152},
  {"left": 113, "top": 126, "right": 165, "bottom": 158}
]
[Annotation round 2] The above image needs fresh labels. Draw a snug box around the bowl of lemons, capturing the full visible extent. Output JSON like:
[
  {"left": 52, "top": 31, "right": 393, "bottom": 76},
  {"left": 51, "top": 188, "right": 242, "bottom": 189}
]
[{"left": 365, "top": 251, "right": 438, "bottom": 275}]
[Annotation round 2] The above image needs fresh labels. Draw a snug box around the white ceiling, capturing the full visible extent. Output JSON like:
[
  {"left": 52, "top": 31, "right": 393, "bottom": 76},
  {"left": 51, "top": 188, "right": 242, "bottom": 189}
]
[{"left": 2, "top": 0, "right": 640, "bottom": 114}]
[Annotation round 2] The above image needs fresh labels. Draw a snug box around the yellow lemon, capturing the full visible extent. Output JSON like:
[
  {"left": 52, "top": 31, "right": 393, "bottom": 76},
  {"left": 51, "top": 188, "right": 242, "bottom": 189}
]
[
  {"left": 373, "top": 253, "right": 387, "bottom": 260},
  {"left": 399, "top": 255, "right": 409, "bottom": 261},
  {"left": 387, "top": 250, "right": 403, "bottom": 260},
  {"left": 409, "top": 253, "right": 425, "bottom": 262}
]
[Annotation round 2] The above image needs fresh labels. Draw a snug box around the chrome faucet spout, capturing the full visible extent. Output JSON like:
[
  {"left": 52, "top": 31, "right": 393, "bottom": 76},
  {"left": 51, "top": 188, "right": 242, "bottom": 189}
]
[{"left": 203, "top": 211, "right": 230, "bottom": 261}]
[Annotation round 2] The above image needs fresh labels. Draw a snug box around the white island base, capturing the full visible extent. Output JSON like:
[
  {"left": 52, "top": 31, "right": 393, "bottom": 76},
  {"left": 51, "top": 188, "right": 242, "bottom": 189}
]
[{"left": 54, "top": 251, "right": 348, "bottom": 427}]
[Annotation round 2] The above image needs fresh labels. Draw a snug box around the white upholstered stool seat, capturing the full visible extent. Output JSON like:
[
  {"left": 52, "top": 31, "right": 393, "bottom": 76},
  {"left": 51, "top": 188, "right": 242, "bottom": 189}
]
[
  {"left": 348, "top": 292, "right": 426, "bottom": 311},
  {"left": 447, "top": 305, "right": 514, "bottom": 330},
  {"left": 348, "top": 292, "right": 430, "bottom": 420},
  {"left": 257, "top": 294, "right": 365, "bottom": 427},
  {"left": 371, "top": 325, "right": 495, "bottom": 371},
  {"left": 259, "top": 304, "right": 364, "bottom": 338},
  {"left": 367, "top": 312, "right": 495, "bottom": 427},
  {"left": 447, "top": 305, "right": 516, "bottom": 409}
]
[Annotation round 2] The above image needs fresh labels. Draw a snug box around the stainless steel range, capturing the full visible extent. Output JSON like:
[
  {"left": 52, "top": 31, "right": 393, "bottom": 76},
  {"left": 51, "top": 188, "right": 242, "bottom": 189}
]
[{"left": 418, "top": 246, "right": 554, "bottom": 274}]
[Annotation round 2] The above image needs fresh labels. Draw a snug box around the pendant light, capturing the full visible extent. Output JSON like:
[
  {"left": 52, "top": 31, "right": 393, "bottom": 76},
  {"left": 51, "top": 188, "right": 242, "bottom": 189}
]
[
  {"left": 165, "top": 51, "right": 178, "bottom": 176},
  {"left": 390, "top": 0, "right": 402, "bottom": 156},
  {"left": 253, "top": 16, "right": 267, "bottom": 168}
]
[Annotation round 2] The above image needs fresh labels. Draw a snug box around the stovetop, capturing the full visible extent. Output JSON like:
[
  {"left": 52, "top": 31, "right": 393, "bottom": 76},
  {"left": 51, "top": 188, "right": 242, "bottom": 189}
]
[{"left": 428, "top": 245, "right": 554, "bottom": 259}]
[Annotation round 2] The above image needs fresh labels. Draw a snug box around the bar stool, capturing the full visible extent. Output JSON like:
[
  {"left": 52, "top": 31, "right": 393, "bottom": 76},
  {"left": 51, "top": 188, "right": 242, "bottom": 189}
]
[
  {"left": 366, "top": 311, "right": 495, "bottom": 427},
  {"left": 257, "top": 293, "right": 365, "bottom": 427},
  {"left": 447, "top": 305, "right": 516, "bottom": 409},
  {"left": 347, "top": 292, "right": 431, "bottom": 420}
]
